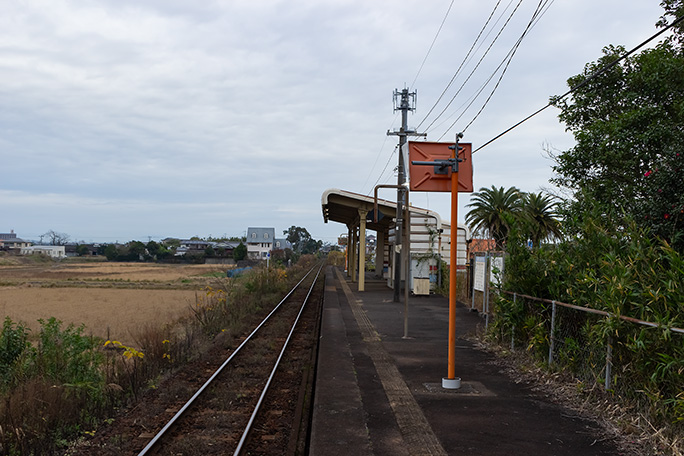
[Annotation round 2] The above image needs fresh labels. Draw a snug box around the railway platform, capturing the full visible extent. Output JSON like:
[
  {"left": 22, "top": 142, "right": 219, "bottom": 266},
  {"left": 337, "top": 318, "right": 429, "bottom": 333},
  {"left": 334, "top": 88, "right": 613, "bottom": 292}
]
[{"left": 309, "top": 266, "right": 623, "bottom": 456}]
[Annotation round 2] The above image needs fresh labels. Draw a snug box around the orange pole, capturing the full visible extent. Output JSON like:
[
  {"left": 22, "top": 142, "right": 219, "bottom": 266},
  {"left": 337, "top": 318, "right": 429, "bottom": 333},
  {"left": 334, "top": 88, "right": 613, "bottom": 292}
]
[{"left": 448, "top": 149, "right": 458, "bottom": 380}]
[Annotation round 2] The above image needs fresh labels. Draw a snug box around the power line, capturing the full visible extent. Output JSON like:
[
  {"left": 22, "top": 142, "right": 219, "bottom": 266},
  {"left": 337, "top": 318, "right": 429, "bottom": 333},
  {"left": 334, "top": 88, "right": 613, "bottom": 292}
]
[
  {"left": 361, "top": 112, "right": 399, "bottom": 194},
  {"left": 420, "top": 0, "right": 524, "bottom": 133},
  {"left": 369, "top": 144, "right": 399, "bottom": 194},
  {"left": 472, "top": 13, "right": 684, "bottom": 154},
  {"left": 416, "top": 0, "right": 505, "bottom": 129},
  {"left": 365, "top": 1, "right": 457, "bottom": 196},
  {"left": 443, "top": 0, "right": 554, "bottom": 138},
  {"left": 410, "top": 0, "right": 456, "bottom": 90}
]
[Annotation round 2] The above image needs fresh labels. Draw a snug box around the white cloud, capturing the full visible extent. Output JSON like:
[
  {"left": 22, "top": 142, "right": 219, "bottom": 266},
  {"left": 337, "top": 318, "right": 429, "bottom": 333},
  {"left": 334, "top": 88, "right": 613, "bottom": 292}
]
[{"left": 0, "top": 0, "right": 670, "bottom": 243}]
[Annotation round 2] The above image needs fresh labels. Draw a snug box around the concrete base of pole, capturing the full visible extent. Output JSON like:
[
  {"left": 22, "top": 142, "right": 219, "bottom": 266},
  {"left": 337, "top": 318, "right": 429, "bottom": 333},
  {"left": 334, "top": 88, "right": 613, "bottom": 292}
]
[{"left": 442, "top": 377, "right": 461, "bottom": 389}]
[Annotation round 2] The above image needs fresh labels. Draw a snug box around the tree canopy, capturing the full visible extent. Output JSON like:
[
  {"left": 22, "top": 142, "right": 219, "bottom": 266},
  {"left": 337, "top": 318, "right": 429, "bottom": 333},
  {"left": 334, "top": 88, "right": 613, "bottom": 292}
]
[
  {"left": 283, "top": 226, "right": 321, "bottom": 254},
  {"left": 465, "top": 186, "right": 523, "bottom": 250},
  {"left": 551, "top": 37, "right": 684, "bottom": 250},
  {"left": 465, "top": 187, "right": 561, "bottom": 250},
  {"left": 41, "top": 230, "right": 70, "bottom": 246},
  {"left": 233, "top": 242, "right": 247, "bottom": 261}
]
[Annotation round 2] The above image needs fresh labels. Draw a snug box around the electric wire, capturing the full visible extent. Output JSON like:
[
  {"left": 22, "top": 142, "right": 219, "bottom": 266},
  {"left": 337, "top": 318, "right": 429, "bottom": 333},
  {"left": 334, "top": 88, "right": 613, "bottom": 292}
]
[
  {"left": 438, "top": 0, "right": 554, "bottom": 139},
  {"left": 369, "top": 144, "right": 399, "bottom": 193},
  {"left": 420, "top": 0, "right": 524, "bottom": 133},
  {"left": 360, "top": 112, "right": 399, "bottom": 194},
  {"left": 461, "top": 0, "right": 553, "bottom": 132},
  {"left": 417, "top": 0, "right": 507, "bottom": 131},
  {"left": 471, "top": 13, "right": 684, "bottom": 154},
  {"left": 417, "top": 0, "right": 509, "bottom": 130},
  {"left": 364, "top": 0, "right": 457, "bottom": 195},
  {"left": 410, "top": 0, "right": 456, "bottom": 90}
]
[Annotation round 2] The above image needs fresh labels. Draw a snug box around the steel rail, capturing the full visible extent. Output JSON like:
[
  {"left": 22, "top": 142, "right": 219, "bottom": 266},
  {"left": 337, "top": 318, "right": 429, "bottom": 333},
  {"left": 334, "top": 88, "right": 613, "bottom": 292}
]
[
  {"left": 137, "top": 264, "right": 320, "bottom": 456},
  {"left": 234, "top": 262, "right": 324, "bottom": 455}
]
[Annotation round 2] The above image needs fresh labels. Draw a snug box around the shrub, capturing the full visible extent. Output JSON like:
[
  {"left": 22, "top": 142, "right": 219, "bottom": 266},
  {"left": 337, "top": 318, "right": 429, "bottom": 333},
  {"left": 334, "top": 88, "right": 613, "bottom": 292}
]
[
  {"left": 0, "top": 317, "right": 31, "bottom": 388},
  {"left": 496, "top": 213, "right": 684, "bottom": 426}
]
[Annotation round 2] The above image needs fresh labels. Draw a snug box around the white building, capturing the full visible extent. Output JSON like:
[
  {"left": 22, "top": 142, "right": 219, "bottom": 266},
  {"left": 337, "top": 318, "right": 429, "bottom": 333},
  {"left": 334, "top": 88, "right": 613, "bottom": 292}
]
[
  {"left": 246, "top": 227, "right": 276, "bottom": 260},
  {"left": 21, "top": 245, "right": 66, "bottom": 259}
]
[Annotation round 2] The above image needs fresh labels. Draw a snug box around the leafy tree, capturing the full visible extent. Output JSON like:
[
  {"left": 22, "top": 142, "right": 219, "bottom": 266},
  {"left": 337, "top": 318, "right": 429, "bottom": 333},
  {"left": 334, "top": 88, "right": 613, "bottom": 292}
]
[
  {"left": 657, "top": 0, "right": 684, "bottom": 44},
  {"left": 302, "top": 238, "right": 323, "bottom": 254},
  {"left": 146, "top": 240, "right": 161, "bottom": 257},
  {"left": 104, "top": 244, "right": 119, "bottom": 261},
  {"left": 465, "top": 186, "right": 524, "bottom": 250},
  {"left": 128, "top": 241, "right": 146, "bottom": 260},
  {"left": 146, "top": 240, "right": 171, "bottom": 260},
  {"left": 204, "top": 246, "right": 215, "bottom": 257},
  {"left": 75, "top": 244, "right": 90, "bottom": 256},
  {"left": 283, "top": 226, "right": 313, "bottom": 253},
  {"left": 233, "top": 242, "right": 247, "bottom": 261},
  {"left": 521, "top": 192, "right": 562, "bottom": 247},
  {"left": 551, "top": 39, "right": 684, "bottom": 251}
]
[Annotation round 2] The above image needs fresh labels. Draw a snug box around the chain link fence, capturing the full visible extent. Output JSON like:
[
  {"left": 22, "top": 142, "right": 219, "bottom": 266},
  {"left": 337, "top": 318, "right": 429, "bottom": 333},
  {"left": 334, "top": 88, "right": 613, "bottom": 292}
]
[{"left": 499, "top": 291, "right": 684, "bottom": 393}]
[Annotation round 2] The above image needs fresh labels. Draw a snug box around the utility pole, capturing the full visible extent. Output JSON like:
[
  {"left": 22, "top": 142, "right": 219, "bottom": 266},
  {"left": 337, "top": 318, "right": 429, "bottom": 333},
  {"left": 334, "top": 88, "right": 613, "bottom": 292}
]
[{"left": 387, "top": 88, "right": 425, "bottom": 302}]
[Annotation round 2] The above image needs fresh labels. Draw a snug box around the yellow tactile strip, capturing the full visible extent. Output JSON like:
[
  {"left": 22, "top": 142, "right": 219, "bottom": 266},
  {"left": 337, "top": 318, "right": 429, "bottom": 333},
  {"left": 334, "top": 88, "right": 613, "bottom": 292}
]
[{"left": 335, "top": 268, "right": 448, "bottom": 456}]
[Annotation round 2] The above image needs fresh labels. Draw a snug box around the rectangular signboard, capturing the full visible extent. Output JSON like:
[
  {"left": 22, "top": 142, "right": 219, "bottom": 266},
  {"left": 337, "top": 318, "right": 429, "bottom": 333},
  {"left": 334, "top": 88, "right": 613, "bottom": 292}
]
[
  {"left": 408, "top": 141, "right": 474, "bottom": 193},
  {"left": 473, "top": 255, "right": 486, "bottom": 292}
]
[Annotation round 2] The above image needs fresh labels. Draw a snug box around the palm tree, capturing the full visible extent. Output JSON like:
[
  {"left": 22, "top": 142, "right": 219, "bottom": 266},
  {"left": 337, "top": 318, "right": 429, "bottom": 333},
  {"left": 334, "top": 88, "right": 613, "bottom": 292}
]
[
  {"left": 521, "top": 192, "right": 562, "bottom": 247},
  {"left": 465, "top": 186, "right": 524, "bottom": 250}
]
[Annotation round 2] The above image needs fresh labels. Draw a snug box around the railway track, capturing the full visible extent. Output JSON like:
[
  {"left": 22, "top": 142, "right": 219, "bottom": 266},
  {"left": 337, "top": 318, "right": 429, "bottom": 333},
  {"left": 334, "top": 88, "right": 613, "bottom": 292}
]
[{"left": 133, "top": 263, "right": 324, "bottom": 456}]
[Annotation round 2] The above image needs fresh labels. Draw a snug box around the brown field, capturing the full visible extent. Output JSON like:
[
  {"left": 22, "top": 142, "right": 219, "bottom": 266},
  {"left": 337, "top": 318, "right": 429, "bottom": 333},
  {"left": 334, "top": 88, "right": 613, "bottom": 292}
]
[
  {"left": 0, "top": 260, "right": 230, "bottom": 344},
  {"left": 0, "top": 261, "right": 226, "bottom": 283},
  {"left": 0, "top": 288, "right": 198, "bottom": 343}
]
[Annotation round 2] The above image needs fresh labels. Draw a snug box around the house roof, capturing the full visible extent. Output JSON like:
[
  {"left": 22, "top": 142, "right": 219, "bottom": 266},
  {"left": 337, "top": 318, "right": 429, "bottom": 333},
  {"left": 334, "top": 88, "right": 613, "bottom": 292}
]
[
  {"left": 470, "top": 238, "right": 496, "bottom": 252},
  {"left": 1, "top": 237, "right": 28, "bottom": 244},
  {"left": 273, "top": 238, "right": 292, "bottom": 249},
  {"left": 247, "top": 227, "right": 276, "bottom": 242}
]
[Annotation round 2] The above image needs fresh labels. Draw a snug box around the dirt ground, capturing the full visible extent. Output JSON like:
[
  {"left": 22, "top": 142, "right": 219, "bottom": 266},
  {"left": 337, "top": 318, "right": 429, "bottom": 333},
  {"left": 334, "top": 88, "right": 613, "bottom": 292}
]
[
  {"left": 0, "top": 260, "right": 228, "bottom": 344},
  {"left": 0, "top": 261, "right": 226, "bottom": 283},
  {"left": 0, "top": 288, "right": 198, "bottom": 343}
]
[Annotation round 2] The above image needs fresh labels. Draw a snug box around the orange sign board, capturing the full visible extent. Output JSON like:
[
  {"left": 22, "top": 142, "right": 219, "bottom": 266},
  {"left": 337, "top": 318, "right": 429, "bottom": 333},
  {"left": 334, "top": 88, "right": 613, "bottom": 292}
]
[{"left": 408, "top": 141, "right": 473, "bottom": 192}]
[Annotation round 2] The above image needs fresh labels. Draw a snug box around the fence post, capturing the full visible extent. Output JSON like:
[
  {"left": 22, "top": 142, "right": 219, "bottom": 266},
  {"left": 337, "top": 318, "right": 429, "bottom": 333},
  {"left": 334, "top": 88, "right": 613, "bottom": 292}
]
[
  {"left": 605, "top": 335, "right": 613, "bottom": 391},
  {"left": 484, "top": 253, "right": 490, "bottom": 330},
  {"left": 511, "top": 293, "right": 517, "bottom": 350},
  {"left": 471, "top": 281, "right": 476, "bottom": 311},
  {"left": 548, "top": 300, "right": 556, "bottom": 367}
]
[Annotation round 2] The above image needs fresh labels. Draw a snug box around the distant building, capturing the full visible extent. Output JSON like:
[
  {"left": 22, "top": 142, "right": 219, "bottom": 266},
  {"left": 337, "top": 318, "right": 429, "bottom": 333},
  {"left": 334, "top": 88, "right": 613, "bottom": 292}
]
[
  {"left": 21, "top": 245, "right": 66, "bottom": 259},
  {"left": 161, "top": 237, "right": 240, "bottom": 257},
  {"left": 246, "top": 227, "right": 276, "bottom": 260},
  {"left": 273, "top": 238, "right": 292, "bottom": 251},
  {"left": 469, "top": 238, "right": 496, "bottom": 255},
  {"left": 0, "top": 230, "right": 31, "bottom": 250}
]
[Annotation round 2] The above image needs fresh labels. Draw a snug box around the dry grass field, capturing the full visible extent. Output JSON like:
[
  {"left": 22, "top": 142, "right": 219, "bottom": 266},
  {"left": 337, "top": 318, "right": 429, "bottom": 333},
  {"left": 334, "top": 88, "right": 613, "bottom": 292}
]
[
  {"left": 0, "top": 259, "right": 230, "bottom": 344},
  {"left": 0, "top": 260, "right": 224, "bottom": 283}
]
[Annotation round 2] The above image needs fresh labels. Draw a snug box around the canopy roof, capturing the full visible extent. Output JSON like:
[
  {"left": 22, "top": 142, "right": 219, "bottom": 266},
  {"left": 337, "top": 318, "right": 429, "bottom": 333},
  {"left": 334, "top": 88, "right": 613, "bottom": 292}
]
[{"left": 321, "top": 188, "right": 444, "bottom": 231}]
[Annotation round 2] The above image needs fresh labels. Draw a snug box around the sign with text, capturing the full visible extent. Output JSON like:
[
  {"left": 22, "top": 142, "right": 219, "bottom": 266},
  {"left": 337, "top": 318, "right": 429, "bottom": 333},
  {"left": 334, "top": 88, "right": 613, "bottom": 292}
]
[
  {"left": 408, "top": 141, "right": 474, "bottom": 192},
  {"left": 473, "top": 255, "right": 486, "bottom": 292}
]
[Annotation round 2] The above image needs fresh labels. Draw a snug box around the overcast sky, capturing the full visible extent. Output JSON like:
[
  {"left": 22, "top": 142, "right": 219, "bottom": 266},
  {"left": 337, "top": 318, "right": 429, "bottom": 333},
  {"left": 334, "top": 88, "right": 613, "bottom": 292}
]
[{"left": 1, "top": 0, "right": 670, "bottom": 244}]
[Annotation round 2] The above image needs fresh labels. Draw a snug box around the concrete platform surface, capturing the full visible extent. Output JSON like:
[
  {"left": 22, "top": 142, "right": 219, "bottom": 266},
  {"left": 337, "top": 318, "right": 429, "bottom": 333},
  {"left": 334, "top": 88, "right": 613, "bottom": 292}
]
[{"left": 309, "top": 266, "right": 621, "bottom": 456}]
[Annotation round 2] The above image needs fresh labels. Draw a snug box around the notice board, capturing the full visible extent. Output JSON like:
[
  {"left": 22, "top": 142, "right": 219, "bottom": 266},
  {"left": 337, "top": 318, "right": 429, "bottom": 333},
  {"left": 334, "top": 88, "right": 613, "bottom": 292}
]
[{"left": 473, "top": 255, "right": 486, "bottom": 292}]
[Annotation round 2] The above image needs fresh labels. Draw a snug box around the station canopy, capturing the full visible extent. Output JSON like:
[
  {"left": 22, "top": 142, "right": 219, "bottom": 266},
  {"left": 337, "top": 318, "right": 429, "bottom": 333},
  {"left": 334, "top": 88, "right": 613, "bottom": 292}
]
[{"left": 321, "top": 188, "right": 443, "bottom": 231}]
